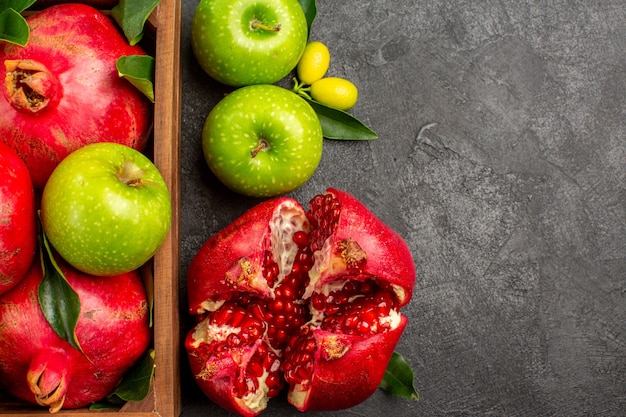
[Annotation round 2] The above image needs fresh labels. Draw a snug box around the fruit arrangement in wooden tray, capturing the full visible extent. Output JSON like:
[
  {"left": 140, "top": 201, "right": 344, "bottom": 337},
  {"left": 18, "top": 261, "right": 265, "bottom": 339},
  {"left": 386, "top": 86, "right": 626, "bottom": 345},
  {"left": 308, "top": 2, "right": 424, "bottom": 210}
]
[{"left": 0, "top": 0, "right": 181, "bottom": 416}]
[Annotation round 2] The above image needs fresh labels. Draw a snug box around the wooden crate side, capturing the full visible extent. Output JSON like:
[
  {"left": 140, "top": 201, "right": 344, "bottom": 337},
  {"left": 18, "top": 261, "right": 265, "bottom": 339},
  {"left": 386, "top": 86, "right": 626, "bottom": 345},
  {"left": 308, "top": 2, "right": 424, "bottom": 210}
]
[{"left": 151, "top": 0, "right": 182, "bottom": 416}]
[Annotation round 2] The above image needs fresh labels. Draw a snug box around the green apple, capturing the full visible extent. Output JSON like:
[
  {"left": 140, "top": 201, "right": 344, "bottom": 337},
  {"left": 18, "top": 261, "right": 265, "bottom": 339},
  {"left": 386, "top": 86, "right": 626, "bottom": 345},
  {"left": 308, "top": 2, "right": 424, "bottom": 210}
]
[
  {"left": 40, "top": 143, "right": 172, "bottom": 276},
  {"left": 191, "top": 0, "right": 308, "bottom": 86},
  {"left": 202, "top": 84, "right": 323, "bottom": 197}
]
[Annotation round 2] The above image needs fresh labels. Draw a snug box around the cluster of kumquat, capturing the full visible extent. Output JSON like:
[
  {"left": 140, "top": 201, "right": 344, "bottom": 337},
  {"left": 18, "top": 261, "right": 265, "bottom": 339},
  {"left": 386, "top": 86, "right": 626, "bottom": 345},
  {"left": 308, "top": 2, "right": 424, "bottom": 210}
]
[{"left": 293, "top": 41, "right": 359, "bottom": 111}]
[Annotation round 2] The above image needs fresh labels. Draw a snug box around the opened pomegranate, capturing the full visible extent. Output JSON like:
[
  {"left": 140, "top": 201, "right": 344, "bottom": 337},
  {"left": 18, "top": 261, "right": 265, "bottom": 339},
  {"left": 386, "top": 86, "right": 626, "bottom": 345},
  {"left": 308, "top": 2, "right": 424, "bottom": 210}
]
[
  {"left": 0, "top": 4, "right": 152, "bottom": 189},
  {"left": 0, "top": 259, "right": 151, "bottom": 412},
  {"left": 186, "top": 188, "right": 415, "bottom": 416},
  {"left": 0, "top": 141, "right": 36, "bottom": 296}
]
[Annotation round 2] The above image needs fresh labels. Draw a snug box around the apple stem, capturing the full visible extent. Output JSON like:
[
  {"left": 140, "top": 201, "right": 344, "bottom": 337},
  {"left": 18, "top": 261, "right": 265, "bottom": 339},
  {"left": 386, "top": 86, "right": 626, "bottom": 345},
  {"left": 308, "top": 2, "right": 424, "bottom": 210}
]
[
  {"left": 251, "top": 139, "right": 269, "bottom": 158},
  {"left": 250, "top": 19, "right": 281, "bottom": 32},
  {"left": 117, "top": 161, "right": 146, "bottom": 187}
]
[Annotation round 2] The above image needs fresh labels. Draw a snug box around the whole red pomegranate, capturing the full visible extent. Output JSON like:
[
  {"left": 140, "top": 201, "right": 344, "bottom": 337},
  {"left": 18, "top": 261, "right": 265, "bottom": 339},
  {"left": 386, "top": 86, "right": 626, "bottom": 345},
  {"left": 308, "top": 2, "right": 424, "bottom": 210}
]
[
  {"left": 35, "top": 1, "right": 119, "bottom": 7},
  {"left": 0, "top": 141, "right": 36, "bottom": 296},
  {"left": 186, "top": 188, "right": 415, "bottom": 416},
  {"left": 0, "top": 3, "right": 153, "bottom": 189},
  {"left": 0, "top": 259, "right": 151, "bottom": 412}
]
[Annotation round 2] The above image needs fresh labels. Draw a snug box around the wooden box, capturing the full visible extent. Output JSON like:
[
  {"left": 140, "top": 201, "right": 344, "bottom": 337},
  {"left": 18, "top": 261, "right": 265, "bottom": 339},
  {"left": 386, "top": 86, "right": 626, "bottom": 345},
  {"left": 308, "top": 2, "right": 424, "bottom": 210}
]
[{"left": 0, "top": 0, "right": 182, "bottom": 416}]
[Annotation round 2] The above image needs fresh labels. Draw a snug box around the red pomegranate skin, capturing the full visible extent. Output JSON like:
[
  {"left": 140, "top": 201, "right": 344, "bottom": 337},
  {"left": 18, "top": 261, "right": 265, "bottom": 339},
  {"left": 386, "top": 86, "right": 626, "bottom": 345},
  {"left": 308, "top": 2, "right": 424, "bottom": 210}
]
[
  {"left": 34, "top": 1, "right": 119, "bottom": 8},
  {"left": 305, "top": 188, "right": 415, "bottom": 306},
  {"left": 287, "top": 319, "right": 407, "bottom": 411},
  {"left": 0, "top": 141, "right": 36, "bottom": 296},
  {"left": 186, "top": 331, "right": 267, "bottom": 417},
  {"left": 186, "top": 188, "right": 416, "bottom": 415},
  {"left": 187, "top": 197, "right": 308, "bottom": 314},
  {"left": 0, "top": 260, "right": 151, "bottom": 412},
  {"left": 0, "top": 3, "right": 153, "bottom": 189}
]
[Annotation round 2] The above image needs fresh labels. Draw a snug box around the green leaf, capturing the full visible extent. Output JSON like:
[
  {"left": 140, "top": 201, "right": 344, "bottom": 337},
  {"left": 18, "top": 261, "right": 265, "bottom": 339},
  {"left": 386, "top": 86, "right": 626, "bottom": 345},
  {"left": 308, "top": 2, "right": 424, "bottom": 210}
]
[
  {"left": 0, "top": 8, "right": 29, "bottom": 46},
  {"left": 0, "top": 0, "right": 36, "bottom": 13},
  {"left": 111, "top": 0, "right": 160, "bottom": 46},
  {"left": 297, "top": 0, "right": 317, "bottom": 39},
  {"left": 89, "top": 349, "right": 156, "bottom": 410},
  {"left": 117, "top": 55, "right": 155, "bottom": 103},
  {"left": 379, "top": 351, "right": 420, "bottom": 401},
  {"left": 38, "top": 221, "right": 85, "bottom": 357},
  {"left": 306, "top": 98, "right": 378, "bottom": 140}
]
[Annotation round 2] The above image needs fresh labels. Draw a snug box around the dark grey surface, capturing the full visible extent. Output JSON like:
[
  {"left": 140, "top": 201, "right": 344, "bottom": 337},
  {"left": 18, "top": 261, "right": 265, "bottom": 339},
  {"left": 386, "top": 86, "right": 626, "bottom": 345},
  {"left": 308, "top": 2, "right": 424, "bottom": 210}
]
[{"left": 179, "top": 1, "right": 626, "bottom": 416}]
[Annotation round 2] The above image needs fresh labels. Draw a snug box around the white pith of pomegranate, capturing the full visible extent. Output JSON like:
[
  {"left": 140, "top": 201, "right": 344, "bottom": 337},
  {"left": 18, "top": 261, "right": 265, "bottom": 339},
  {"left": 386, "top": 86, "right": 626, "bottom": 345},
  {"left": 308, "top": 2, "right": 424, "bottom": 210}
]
[
  {"left": 186, "top": 188, "right": 416, "bottom": 416},
  {"left": 0, "top": 4, "right": 153, "bottom": 189}
]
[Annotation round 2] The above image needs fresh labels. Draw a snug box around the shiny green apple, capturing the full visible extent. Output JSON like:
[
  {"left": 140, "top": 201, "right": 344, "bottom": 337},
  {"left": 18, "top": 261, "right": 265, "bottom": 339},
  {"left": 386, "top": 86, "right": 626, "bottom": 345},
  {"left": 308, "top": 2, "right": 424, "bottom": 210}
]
[
  {"left": 202, "top": 84, "right": 323, "bottom": 197},
  {"left": 191, "top": 0, "right": 308, "bottom": 86},
  {"left": 40, "top": 143, "right": 172, "bottom": 276}
]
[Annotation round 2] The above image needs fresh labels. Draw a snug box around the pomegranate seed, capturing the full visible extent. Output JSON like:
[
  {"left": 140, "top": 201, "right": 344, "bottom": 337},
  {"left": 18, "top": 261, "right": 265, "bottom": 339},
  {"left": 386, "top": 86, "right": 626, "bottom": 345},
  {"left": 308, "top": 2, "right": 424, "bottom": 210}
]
[
  {"left": 283, "top": 368, "right": 295, "bottom": 382},
  {"left": 291, "top": 263, "right": 302, "bottom": 275},
  {"left": 265, "top": 373, "right": 281, "bottom": 388},
  {"left": 269, "top": 299, "right": 284, "bottom": 312},
  {"left": 261, "top": 354, "right": 272, "bottom": 369},
  {"left": 237, "top": 293, "right": 251, "bottom": 306},
  {"left": 230, "top": 309, "right": 246, "bottom": 327},
  {"left": 256, "top": 342, "right": 268, "bottom": 355},
  {"left": 357, "top": 321, "right": 370, "bottom": 334},
  {"left": 326, "top": 305, "right": 340, "bottom": 315},
  {"left": 245, "top": 377, "right": 258, "bottom": 393},
  {"left": 295, "top": 365, "right": 310, "bottom": 382},
  {"left": 248, "top": 302, "right": 265, "bottom": 321},
  {"left": 279, "top": 286, "right": 294, "bottom": 299},
  {"left": 293, "top": 231, "right": 309, "bottom": 247},
  {"left": 344, "top": 315, "right": 359, "bottom": 329},
  {"left": 275, "top": 329, "right": 287, "bottom": 344},
  {"left": 299, "top": 352, "right": 312, "bottom": 364},
  {"left": 211, "top": 305, "right": 233, "bottom": 325},
  {"left": 286, "top": 335, "right": 299, "bottom": 349},
  {"left": 273, "top": 315, "right": 287, "bottom": 328},
  {"left": 283, "top": 300, "right": 295, "bottom": 313},
  {"left": 335, "top": 293, "right": 349, "bottom": 304},
  {"left": 297, "top": 249, "right": 311, "bottom": 264},
  {"left": 226, "top": 333, "right": 242, "bottom": 347},
  {"left": 246, "top": 360, "right": 264, "bottom": 378},
  {"left": 311, "top": 294, "right": 325, "bottom": 310},
  {"left": 269, "top": 357, "right": 281, "bottom": 373},
  {"left": 360, "top": 281, "right": 373, "bottom": 293},
  {"left": 244, "top": 326, "right": 261, "bottom": 341},
  {"left": 362, "top": 309, "right": 377, "bottom": 321},
  {"left": 304, "top": 338, "right": 316, "bottom": 352}
]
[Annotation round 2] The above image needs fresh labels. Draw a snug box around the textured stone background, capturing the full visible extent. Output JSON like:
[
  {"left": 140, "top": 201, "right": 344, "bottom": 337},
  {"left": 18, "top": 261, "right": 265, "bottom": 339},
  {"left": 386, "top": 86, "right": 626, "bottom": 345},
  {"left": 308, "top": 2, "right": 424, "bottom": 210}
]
[{"left": 179, "top": 1, "right": 625, "bottom": 416}]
